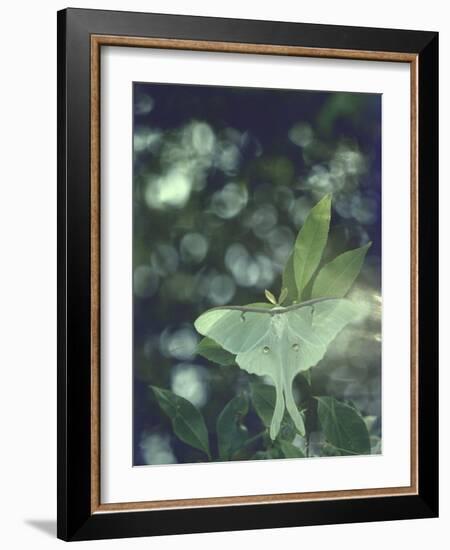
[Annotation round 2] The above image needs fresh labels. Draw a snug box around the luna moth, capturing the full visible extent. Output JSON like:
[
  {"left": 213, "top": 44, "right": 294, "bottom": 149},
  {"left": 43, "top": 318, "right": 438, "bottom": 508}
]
[{"left": 194, "top": 298, "right": 359, "bottom": 440}]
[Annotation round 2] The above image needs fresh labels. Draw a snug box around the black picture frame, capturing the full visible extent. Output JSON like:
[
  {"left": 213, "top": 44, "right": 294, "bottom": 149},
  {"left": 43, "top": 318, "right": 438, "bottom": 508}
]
[{"left": 57, "top": 7, "right": 438, "bottom": 541}]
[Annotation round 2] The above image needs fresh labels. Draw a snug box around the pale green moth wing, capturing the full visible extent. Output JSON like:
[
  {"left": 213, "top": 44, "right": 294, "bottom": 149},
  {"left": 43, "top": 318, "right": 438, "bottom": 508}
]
[
  {"left": 283, "top": 299, "right": 360, "bottom": 433},
  {"left": 310, "top": 299, "right": 360, "bottom": 343},
  {"left": 194, "top": 299, "right": 359, "bottom": 441},
  {"left": 194, "top": 309, "right": 271, "bottom": 354}
]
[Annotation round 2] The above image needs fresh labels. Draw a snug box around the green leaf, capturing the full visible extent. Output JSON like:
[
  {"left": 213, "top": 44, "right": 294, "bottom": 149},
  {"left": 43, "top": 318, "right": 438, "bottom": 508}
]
[
  {"left": 301, "top": 369, "right": 311, "bottom": 386},
  {"left": 197, "top": 337, "right": 236, "bottom": 366},
  {"left": 293, "top": 194, "right": 331, "bottom": 300},
  {"left": 278, "top": 440, "right": 305, "bottom": 458},
  {"left": 278, "top": 419, "right": 297, "bottom": 442},
  {"left": 278, "top": 287, "right": 288, "bottom": 306},
  {"left": 370, "top": 435, "right": 382, "bottom": 454},
  {"left": 281, "top": 253, "right": 298, "bottom": 305},
  {"left": 311, "top": 242, "right": 371, "bottom": 299},
  {"left": 265, "top": 289, "right": 278, "bottom": 305},
  {"left": 364, "top": 415, "right": 378, "bottom": 433},
  {"left": 216, "top": 394, "right": 249, "bottom": 460},
  {"left": 151, "top": 386, "right": 211, "bottom": 458},
  {"left": 252, "top": 448, "right": 283, "bottom": 460},
  {"left": 316, "top": 396, "right": 371, "bottom": 455}
]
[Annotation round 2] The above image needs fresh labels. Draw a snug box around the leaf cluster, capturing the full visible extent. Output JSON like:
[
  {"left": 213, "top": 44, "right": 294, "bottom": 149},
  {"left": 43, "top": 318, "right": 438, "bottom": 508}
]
[{"left": 152, "top": 195, "right": 374, "bottom": 461}]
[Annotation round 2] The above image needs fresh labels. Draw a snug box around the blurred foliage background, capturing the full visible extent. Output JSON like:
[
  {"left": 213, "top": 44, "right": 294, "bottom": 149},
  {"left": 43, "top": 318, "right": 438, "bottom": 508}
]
[{"left": 133, "top": 82, "right": 382, "bottom": 465}]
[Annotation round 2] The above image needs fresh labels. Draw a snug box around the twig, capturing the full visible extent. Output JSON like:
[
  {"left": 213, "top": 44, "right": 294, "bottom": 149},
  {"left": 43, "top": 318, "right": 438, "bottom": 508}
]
[{"left": 206, "top": 297, "right": 339, "bottom": 316}]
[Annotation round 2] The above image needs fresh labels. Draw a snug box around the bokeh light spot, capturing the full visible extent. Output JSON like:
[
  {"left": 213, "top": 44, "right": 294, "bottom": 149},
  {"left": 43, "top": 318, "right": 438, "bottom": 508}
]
[
  {"left": 289, "top": 122, "right": 314, "bottom": 148},
  {"left": 145, "top": 168, "right": 192, "bottom": 210},
  {"left": 160, "top": 326, "right": 199, "bottom": 360},
  {"left": 208, "top": 274, "right": 236, "bottom": 305},
  {"left": 133, "top": 265, "right": 159, "bottom": 298},
  {"left": 135, "top": 93, "right": 155, "bottom": 115},
  {"left": 140, "top": 433, "right": 176, "bottom": 465},
  {"left": 171, "top": 363, "right": 208, "bottom": 408},
  {"left": 210, "top": 183, "right": 248, "bottom": 219},
  {"left": 151, "top": 243, "right": 179, "bottom": 276},
  {"left": 180, "top": 233, "right": 209, "bottom": 264}
]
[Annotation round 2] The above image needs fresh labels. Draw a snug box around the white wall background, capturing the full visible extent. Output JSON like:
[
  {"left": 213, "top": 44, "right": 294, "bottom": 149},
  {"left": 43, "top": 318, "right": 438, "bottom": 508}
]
[{"left": 0, "top": 1, "right": 446, "bottom": 548}]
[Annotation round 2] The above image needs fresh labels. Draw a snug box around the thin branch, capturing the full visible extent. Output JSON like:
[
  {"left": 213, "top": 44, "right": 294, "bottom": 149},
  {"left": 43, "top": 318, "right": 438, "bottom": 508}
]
[{"left": 206, "top": 297, "right": 339, "bottom": 316}]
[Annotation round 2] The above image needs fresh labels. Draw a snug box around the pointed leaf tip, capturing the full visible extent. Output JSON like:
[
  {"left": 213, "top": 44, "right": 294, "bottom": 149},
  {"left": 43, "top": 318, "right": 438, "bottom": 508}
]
[
  {"left": 151, "top": 386, "right": 211, "bottom": 458},
  {"left": 278, "top": 287, "right": 288, "bottom": 305},
  {"left": 265, "top": 289, "right": 278, "bottom": 305},
  {"left": 293, "top": 194, "right": 331, "bottom": 300},
  {"left": 311, "top": 241, "right": 371, "bottom": 299}
]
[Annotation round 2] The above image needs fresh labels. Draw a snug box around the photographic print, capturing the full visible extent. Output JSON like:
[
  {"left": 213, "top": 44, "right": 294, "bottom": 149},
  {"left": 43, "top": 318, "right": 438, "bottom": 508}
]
[
  {"left": 58, "top": 10, "right": 438, "bottom": 539},
  {"left": 132, "top": 82, "right": 382, "bottom": 466}
]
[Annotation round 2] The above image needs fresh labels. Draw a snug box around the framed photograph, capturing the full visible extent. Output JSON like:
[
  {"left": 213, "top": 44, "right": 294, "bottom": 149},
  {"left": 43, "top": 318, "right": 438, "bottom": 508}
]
[{"left": 57, "top": 8, "right": 438, "bottom": 541}]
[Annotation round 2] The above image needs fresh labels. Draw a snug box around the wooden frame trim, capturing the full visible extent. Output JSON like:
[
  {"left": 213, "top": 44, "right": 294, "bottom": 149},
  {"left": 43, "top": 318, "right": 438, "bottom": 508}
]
[
  {"left": 90, "top": 34, "right": 419, "bottom": 514},
  {"left": 91, "top": 34, "right": 417, "bottom": 61}
]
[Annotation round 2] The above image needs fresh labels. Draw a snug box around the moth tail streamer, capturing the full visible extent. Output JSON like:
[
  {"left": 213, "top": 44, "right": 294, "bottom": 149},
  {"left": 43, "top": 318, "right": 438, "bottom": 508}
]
[
  {"left": 284, "top": 388, "right": 306, "bottom": 437},
  {"left": 269, "top": 385, "right": 285, "bottom": 440}
]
